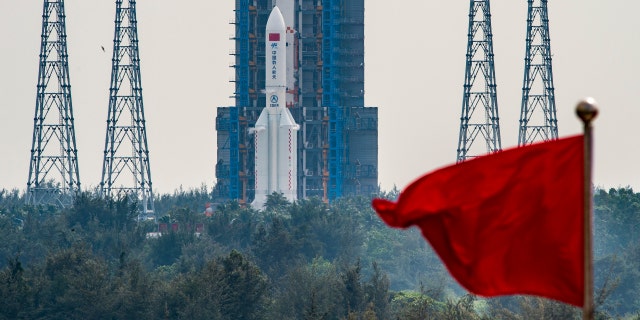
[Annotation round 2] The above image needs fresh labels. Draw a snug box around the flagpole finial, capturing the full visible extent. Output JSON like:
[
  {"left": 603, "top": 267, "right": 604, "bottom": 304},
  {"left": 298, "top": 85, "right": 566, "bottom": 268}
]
[
  {"left": 576, "top": 97, "right": 599, "bottom": 125},
  {"left": 576, "top": 97, "right": 597, "bottom": 320}
]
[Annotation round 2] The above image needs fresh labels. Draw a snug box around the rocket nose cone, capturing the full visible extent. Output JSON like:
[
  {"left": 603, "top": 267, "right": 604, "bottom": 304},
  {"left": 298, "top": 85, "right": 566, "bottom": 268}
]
[{"left": 266, "top": 6, "right": 286, "bottom": 31}]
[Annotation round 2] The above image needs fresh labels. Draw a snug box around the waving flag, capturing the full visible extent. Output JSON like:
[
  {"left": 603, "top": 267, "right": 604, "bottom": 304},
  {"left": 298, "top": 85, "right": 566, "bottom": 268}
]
[{"left": 372, "top": 135, "right": 584, "bottom": 306}]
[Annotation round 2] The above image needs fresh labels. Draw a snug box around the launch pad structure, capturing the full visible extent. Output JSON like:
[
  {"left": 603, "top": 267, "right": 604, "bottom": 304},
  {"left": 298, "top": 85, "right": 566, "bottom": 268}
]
[
  {"left": 216, "top": 0, "right": 379, "bottom": 205},
  {"left": 518, "top": 0, "right": 558, "bottom": 146},
  {"left": 22, "top": 0, "right": 560, "bottom": 208},
  {"left": 101, "top": 0, "right": 155, "bottom": 216},
  {"left": 27, "top": 0, "right": 81, "bottom": 207},
  {"left": 457, "top": 0, "right": 502, "bottom": 163},
  {"left": 457, "top": 0, "right": 559, "bottom": 161}
]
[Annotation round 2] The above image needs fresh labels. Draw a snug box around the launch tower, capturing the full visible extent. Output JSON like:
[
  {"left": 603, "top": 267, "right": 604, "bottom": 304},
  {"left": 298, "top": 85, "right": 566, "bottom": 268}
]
[
  {"left": 27, "top": 0, "right": 81, "bottom": 207},
  {"left": 457, "top": 0, "right": 502, "bottom": 162},
  {"left": 216, "top": 0, "right": 378, "bottom": 204},
  {"left": 100, "top": 0, "right": 154, "bottom": 215},
  {"left": 518, "top": 0, "right": 558, "bottom": 145}
]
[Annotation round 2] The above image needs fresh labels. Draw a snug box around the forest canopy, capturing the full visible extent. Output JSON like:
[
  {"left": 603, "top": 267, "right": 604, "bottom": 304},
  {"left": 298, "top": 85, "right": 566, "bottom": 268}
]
[{"left": 0, "top": 186, "right": 638, "bottom": 319}]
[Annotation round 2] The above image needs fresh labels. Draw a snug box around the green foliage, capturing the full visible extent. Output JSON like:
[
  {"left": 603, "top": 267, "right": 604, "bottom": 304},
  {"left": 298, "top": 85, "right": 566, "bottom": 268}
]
[
  {"left": 365, "top": 262, "right": 391, "bottom": 319},
  {"left": 266, "top": 259, "right": 394, "bottom": 320},
  {"left": 342, "top": 260, "right": 365, "bottom": 313},
  {"left": 263, "top": 192, "right": 292, "bottom": 212},
  {"left": 268, "top": 257, "right": 344, "bottom": 319},
  {"left": 593, "top": 187, "right": 640, "bottom": 316},
  {"left": 594, "top": 187, "right": 640, "bottom": 256},
  {"left": 146, "top": 229, "right": 197, "bottom": 267},
  {"left": 153, "top": 184, "right": 213, "bottom": 216},
  {"left": 109, "top": 257, "right": 157, "bottom": 319},
  {"left": 62, "top": 193, "right": 147, "bottom": 261},
  {"left": 206, "top": 200, "right": 258, "bottom": 249},
  {"left": 0, "top": 189, "right": 25, "bottom": 220},
  {"left": 0, "top": 257, "right": 29, "bottom": 320},
  {"left": 158, "top": 250, "right": 267, "bottom": 320},
  {"left": 484, "top": 296, "right": 580, "bottom": 320},
  {"left": 252, "top": 216, "right": 303, "bottom": 280},
  {"left": 31, "top": 246, "right": 113, "bottom": 319},
  {"left": 0, "top": 186, "right": 639, "bottom": 318},
  {"left": 390, "top": 290, "right": 446, "bottom": 319}
]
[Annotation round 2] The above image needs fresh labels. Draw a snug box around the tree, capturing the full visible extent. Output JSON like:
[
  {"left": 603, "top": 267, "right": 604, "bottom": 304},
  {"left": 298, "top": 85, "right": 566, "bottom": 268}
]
[
  {"left": 289, "top": 197, "right": 364, "bottom": 263},
  {"left": 109, "top": 257, "right": 157, "bottom": 319},
  {"left": 263, "top": 192, "right": 291, "bottom": 213},
  {"left": 442, "top": 294, "right": 481, "bottom": 320},
  {"left": 513, "top": 296, "right": 579, "bottom": 320},
  {"left": 389, "top": 290, "right": 445, "bottom": 320},
  {"left": 219, "top": 250, "right": 268, "bottom": 319},
  {"left": 252, "top": 216, "right": 302, "bottom": 280},
  {"left": 153, "top": 184, "right": 213, "bottom": 217},
  {"left": 0, "top": 257, "right": 30, "bottom": 319},
  {"left": 157, "top": 250, "right": 267, "bottom": 320},
  {"left": 268, "top": 258, "right": 344, "bottom": 320},
  {"left": 594, "top": 187, "right": 640, "bottom": 256},
  {"left": 29, "top": 246, "right": 113, "bottom": 319},
  {"left": 341, "top": 260, "right": 365, "bottom": 315},
  {"left": 206, "top": 200, "right": 258, "bottom": 249},
  {"left": 147, "top": 230, "right": 196, "bottom": 267},
  {"left": 365, "top": 262, "right": 390, "bottom": 319}
]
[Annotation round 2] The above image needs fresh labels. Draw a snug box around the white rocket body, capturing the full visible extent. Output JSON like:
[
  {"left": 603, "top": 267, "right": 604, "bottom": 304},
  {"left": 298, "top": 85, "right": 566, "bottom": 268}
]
[
  {"left": 273, "top": 0, "right": 297, "bottom": 107},
  {"left": 252, "top": 6, "right": 299, "bottom": 209}
]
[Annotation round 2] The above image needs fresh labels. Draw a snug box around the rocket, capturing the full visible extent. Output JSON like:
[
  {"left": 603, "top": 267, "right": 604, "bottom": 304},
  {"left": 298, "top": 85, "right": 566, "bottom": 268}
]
[{"left": 252, "top": 6, "right": 299, "bottom": 209}]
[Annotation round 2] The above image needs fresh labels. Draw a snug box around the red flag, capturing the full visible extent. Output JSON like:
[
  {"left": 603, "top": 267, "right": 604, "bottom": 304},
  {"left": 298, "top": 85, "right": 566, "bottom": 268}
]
[
  {"left": 372, "top": 135, "right": 584, "bottom": 306},
  {"left": 269, "top": 33, "right": 280, "bottom": 41}
]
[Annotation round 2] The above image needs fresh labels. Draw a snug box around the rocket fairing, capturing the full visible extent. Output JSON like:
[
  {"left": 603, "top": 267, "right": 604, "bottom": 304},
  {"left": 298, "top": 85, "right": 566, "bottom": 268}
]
[
  {"left": 252, "top": 6, "right": 299, "bottom": 209},
  {"left": 273, "top": 0, "right": 297, "bottom": 107}
]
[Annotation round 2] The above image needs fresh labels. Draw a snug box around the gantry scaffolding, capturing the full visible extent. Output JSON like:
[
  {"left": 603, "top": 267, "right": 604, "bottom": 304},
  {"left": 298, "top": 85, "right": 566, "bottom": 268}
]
[
  {"left": 519, "top": 0, "right": 558, "bottom": 145},
  {"left": 457, "top": 0, "right": 502, "bottom": 162},
  {"left": 216, "top": 0, "right": 377, "bottom": 204},
  {"left": 27, "top": 0, "right": 81, "bottom": 207},
  {"left": 101, "top": 0, "right": 154, "bottom": 216}
]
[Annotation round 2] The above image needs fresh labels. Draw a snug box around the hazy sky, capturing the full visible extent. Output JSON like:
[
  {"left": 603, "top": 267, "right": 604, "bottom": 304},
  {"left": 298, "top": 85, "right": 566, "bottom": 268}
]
[{"left": 1, "top": 1, "right": 638, "bottom": 194}]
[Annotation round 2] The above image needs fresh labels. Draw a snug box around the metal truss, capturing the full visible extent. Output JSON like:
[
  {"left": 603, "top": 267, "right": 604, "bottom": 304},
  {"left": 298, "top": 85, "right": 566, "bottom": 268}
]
[
  {"left": 27, "top": 0, "right": 81, "bottom": 207},
  {"left": 519, "top": 0, "right": 558, "bottom": 146},
  {"left": 101, "top": 0, "right": 154, "bottom": 216},
  {"left": 457, "top": 0, "right": 502, "bottom": 162}
]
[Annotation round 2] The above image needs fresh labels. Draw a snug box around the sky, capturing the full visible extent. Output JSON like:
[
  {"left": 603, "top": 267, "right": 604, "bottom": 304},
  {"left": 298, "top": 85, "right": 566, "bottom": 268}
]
[{"left": 0, "top": 1, "right": 639, "bottom": 194}]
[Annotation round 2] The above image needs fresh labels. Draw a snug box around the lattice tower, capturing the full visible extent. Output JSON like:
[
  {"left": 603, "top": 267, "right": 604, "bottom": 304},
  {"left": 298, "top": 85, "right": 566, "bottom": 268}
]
[
  {"left": 27, "top": 0, "right": 81, "bottom": 207},
  {"left": 457, "top": 0, "right": 502, "bottom": 162},
  {"left": 101, "top": 0, "right": 154, "bottom": 216},
  {"left": 518, "top": 0, "right": 558, "bottom": 145}
]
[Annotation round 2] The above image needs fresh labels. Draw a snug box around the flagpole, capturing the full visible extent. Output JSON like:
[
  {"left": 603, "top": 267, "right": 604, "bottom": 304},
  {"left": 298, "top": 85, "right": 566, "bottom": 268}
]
[{"left": 576, "top": 98, "right": 598, "bottom": 320}]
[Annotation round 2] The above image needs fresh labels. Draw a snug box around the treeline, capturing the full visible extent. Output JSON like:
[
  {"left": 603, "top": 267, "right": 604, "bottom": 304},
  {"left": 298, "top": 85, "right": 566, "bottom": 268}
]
[{"left": 0, "top": 187, "right": 638, "bottom": 319}]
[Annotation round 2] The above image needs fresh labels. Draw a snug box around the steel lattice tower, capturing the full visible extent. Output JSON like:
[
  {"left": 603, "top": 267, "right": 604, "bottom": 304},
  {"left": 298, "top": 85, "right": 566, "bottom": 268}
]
[
  {"left": 101, "top": 0, "right": 154, "bottom": 215},
  {"left": 27, "top": 0, "right": 81, "bottom": 207},
  {"left": 457, "top": 0, "right": 502, "bottom": 162},
  {"left": 518, "top": 0, "right": 558, "bottom": 146}
]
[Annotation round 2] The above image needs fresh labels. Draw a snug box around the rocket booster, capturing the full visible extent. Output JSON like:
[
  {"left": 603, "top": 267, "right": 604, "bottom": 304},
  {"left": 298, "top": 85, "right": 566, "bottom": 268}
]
[{"left": 252, "top": 6, "right": 299, "bottom": 209}]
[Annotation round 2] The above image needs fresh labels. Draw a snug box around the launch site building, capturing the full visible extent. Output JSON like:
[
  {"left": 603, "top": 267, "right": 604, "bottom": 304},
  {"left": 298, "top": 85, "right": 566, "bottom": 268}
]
[{"left": 215, "top": 0, "right": 378, "bottom": 204}]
